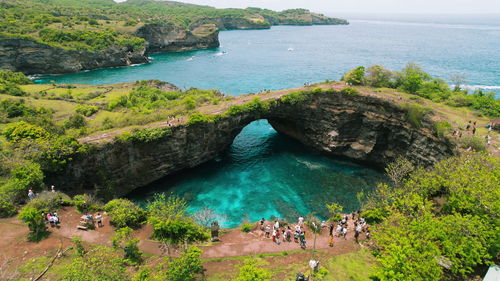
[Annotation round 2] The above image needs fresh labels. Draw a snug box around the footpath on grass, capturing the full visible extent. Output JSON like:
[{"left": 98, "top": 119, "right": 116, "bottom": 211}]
[{"left": 0, "top": 207, "right": 364, "bottom": 262}]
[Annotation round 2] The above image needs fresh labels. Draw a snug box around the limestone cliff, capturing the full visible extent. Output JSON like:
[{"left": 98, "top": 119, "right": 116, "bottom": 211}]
[
  {"left": 47, "top": 86, "right": 455, "bottom": 198},
  {"left": 189, "top": 16, "right": 271, "bottom": 30},
  {"left": 135, "top": 23, "right": 219, "bottom": 52},
  {"left": 0, "top": 37, "right": 148, "bottom": 75}
]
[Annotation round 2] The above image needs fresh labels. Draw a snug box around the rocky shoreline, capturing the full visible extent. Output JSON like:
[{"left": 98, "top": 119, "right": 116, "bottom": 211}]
[{"left": 0, "top": 16, "right": 347, "bottom": 75}]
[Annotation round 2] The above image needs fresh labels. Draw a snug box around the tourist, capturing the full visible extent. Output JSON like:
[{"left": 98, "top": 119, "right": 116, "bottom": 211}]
[
  {"left": 96, "top": 213, "right": 103, "bottom": 227},
  {"left": 294, "top": 228, "right": 300, "bottom": 243},
  {"left": 466, "top": 121, "right": 471, "bottom": 131},
  {"left": 286, "top": 226, "right": 292, "bottom": 242},
  {"left": 329, "top": 223, "right": 334, "bottom": 237},
  {"left": 299, "top": 231, "right": 306, "bottom": 249},
  {"left": 28, "top": 189, "right": 35, "bottom": 200},
  {"left": 472, "top": 126, "right": 476, "bottom": 135},
  {"left": 51, "top": 185, "right": 55, "bottom": 193},
  {"left": 366, "top": 229, "right": 371, "bottom": 240},
  {"left": 272, "top": 229, "right": 277, "bottom": 243},
  {"left": 342, "top": 226, "right": 347, "bottom": 239},
  {"left": 260, "top": 218, "right": 265, "bottom": 231},
  {"left": 274, "top": 220, "right": 280, "bottom": 230},
  {"left": 276, "top": 229, "right": 281, "bottom": 245},
  {"left": 265, "top": 224, "right": 271, "bottom": 238},
  {"left": 354, "top": 223, "right": 361, "bottom": 243},
  {"left": 336, "top": 223, "right": 342, "bottom": 237},
  {"left": 486, "top": 135, "right": 491, "bottom": 145},
  {"left": 298, "top": 216, "right": 304, "bottom": 225},
  {"left": 329, "top": 233, "right": 334, "bottom": 247}
]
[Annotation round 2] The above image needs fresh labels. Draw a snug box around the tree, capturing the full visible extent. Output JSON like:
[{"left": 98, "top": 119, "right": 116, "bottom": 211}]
[
  {"left": 111, "top": 227, "right": 142, "bottom": 264},
  {"left": 164, "top": 246, "right": 204, "bottom": 281},
  {"left": 147, "top": 194, "right": 208, "bottom": 256},
  {"left": 60, "top": 246, "right": 128, "bottom": 281},
  {"left": 306, "top": 215, "right": 322, "bottom": 260},
  {"left": 385, "top": 156, "right": 414, "bottom": 188},
  {"left": 325, "top": 202, "right": 343, "bottom": 221},
  {"left": 105, "top": 198, "right": 147, "bottom": 229},
  {"left": 18, "top": 206, "right": 48, "bottom": 242},
  {"left": 342, "top": 66, "right": 365, "bottom": 85},
  {"left": 147, "top": 193, "right": 187, "bottom": 220},
  {"left": 450, "top": 74, "right": 465, "bottom": 92},
  {"left": 366, "top": 65, "right": 393, "bottom": 87},
  {"left": 235, "top": 259, "right": 271, "bottom": 281},
  {"left": 192, "top": 206, "right": 227, "bottom": 227}
]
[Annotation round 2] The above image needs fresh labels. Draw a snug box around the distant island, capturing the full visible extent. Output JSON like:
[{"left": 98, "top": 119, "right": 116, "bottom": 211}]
[{"left": 0, "top": 0, "right": 348, "bottom": 74}]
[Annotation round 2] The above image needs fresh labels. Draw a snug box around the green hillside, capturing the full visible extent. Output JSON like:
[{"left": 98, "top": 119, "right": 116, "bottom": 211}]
[{"left": 0, "top": 0, "right": 347, "bottom": 51}]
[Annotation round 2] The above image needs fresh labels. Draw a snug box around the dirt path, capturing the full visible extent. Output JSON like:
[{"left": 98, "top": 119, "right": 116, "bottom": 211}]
[{"left": 0, "top": 207, "right": 366, "bottom": 264}]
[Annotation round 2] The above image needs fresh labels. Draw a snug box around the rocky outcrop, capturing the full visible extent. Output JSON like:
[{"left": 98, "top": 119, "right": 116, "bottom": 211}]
[
  {"left": 0, "top": 37, "right": 148, "bottom": 75},
  {"left": 189, "top": 16, "right": 271, "bottom": 30},
  {"left": 135, "top": 23, "right": 219, "bottom": 52},
  {"left": 47, "top": 87, "right": 455, "bottom": 198}
]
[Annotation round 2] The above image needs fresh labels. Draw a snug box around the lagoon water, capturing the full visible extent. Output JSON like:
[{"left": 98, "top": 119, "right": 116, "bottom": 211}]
[{"left": 37, "top": 14, "right": 500, "bottom": 226}]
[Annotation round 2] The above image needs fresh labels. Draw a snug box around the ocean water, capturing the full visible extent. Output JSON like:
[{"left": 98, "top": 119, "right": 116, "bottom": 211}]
[{"left": 34, "top": 14, "right": 500, "bottom": 227}]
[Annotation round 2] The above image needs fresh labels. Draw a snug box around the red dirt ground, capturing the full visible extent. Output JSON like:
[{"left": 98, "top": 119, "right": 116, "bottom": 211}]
[{"left": 0, "top": 207, "right": 366, "bottom": 279}]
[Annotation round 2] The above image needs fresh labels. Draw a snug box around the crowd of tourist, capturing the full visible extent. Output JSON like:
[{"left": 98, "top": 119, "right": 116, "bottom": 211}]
[{"left": 258, "top": 212, "right": 370, "bottom": 249}]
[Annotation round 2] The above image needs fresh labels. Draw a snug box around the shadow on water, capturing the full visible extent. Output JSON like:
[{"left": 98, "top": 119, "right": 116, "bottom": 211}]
[{"left": 127, "top": 120, "right": 387, "bottom": 227}]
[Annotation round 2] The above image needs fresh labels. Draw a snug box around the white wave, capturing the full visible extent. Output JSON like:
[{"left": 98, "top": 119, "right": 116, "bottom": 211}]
[
  {"left": 351, "top": 19, "right": 500, "bottom": 31},
  {"left": 461, "top": 85, "right": 500, "bottom": 90},
  {"left": 214, "top": 51, "right": 228, "bottom": 56},
  {"left": 187, "top": 56, "right": 195, "bottom": 61}
]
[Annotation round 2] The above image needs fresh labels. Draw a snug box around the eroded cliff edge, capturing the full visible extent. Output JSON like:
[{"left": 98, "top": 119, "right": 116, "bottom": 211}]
[
  {"left": 0, "top": 36, "right": 149, "bottom": 75},
  {"left": 47, "top": 85, "right": 455, "bottom": 198}
]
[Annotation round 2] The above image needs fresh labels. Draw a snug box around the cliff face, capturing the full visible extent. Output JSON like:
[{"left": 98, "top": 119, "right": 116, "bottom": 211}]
[
  {"left": 190, "top": 17, "right": 271, "bottom": 30},
  {"left": 47, "top": 89, "right": 455, "bottom": 198},
  {"left": 135, "top": 23, "right": 220, "bottom": 52},
  {"left": 0, "top": 37, "right": 148, "bottom": 75}
]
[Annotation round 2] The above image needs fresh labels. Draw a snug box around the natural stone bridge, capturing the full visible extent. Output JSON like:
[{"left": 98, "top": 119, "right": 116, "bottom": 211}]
[{"left": 49, "top": 83, "right": 455, "bottom": 198}]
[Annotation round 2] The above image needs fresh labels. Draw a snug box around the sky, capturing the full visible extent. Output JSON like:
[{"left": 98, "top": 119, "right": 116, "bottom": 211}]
[{"left": 115, "top": 0, "right": 500, "bottom": 14}]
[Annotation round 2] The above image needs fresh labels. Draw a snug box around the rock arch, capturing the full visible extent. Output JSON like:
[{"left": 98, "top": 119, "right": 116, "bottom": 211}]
[{"left": 49, "top": 87, "right": 455, "bottom": 198}]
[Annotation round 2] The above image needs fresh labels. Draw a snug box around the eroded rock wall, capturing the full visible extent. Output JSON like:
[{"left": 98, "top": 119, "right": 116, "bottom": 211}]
[
  {"left": 0, "top": 37, "right": 148, "bottom": 75},
  {"left": 135, "top": 23, "right": 219, "bottom": 52},
  {"left": 48, "top": 90, "right": 455, "bottom": 198}
]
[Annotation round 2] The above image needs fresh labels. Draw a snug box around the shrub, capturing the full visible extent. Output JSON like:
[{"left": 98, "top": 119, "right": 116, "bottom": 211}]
[
  {"left": 458, "top": 136, "right": 487, "bottom": 152},
  {"left": 64, "top": 113, "right": 86, "bottom": 129},
  {"left": 235, "top": 259, "right": 271, "bottom": 281},
  {"left": 341, "top": 66, "right": 365, "bottom": 85},
  {"left": 362, "top": 207, "right": 390, "bottom": 224},
  {"left": 116, "top": 127, "right": 172, "bottom": 143},
  {"left": 71, "top": 236, "right": 86, "bottom": 256},
  {"left": 187, "top": 112, "right": 219, "bottom": 126},
  {"left": 183, "top": 96, "right": 196, "bottom": 110},
  {"left": 25, "top": 191, "right": 72, "bottom": 210},
  {"left": 366, "top": 65, "right": 393, "bottom": 87},
  {"left": 104, "top": 199, "right": 147, "bottom": 229},
  {"left": 340, "top": 87, "right": 359, "bottom": 96},
  {"left": 0, "top": 83, "right": 26, "bottom": 96},
  {"left": 73, "top": 194, "right": 102, "bottom": 213},
  {"left": 0, "top": 70, "right": 32, "bottom": 84},
  {"left": 3, "top": 121, "right": 50, "bottom": 141},
  {"left": 60, "top": 245, "right": 128, "bottom": 280},
  {"left": 403, "top": 104, "right": 431, "bottom": 128},
  {"left": 19, "top": 206, "right": 49, "bottom": 242},
  {"left": 0, "top": 196, "right": 17, "bottom": 218},
  {"left": 279, "top": 90, "right": 312, "bottom": 105},
  {"left": 164, "top": 246, "right": 204, "bottom": 281},
  {"left": 433, "top": 121, "right": 451, "bottom": 138},
  {"left": 240, "top": 222, "right": 254, "bottom": 233},
  {"left": 75, "top": 104, "right": 98, "bottom": 117},
  {"left": 1, "top": 161, "right": 45, "bottom": 203}
]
